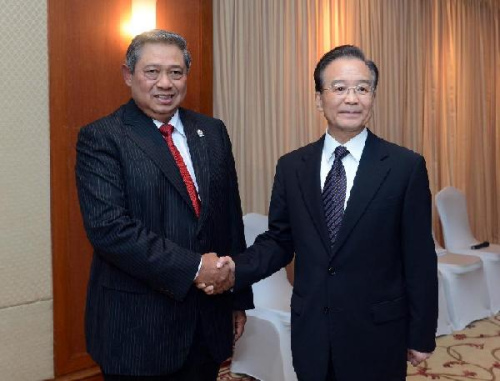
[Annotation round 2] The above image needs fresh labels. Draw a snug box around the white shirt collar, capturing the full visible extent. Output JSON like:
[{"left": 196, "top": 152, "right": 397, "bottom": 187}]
[
  {"left": 323, "top": 128, "right": 368, "bottom": 162},
  {"left": 152, "top": 110, "right": 185, "bottom": 137}
]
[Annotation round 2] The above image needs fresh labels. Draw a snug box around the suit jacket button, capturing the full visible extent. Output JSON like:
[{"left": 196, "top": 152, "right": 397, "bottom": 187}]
[
  {"left": 323, "top": 307, "right": 330, "bottom": 314},
  {"left": 328, "top": 267, "right": 336, "bottom": 275}
]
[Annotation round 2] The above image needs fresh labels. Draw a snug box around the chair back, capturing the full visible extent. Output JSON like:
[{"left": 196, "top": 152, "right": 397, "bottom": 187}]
[
  {"left": 432, "top": 232, "right": 447, "bottom": 256},
  {"left": 243, "top": 213, "right": 292, "bottom": 312},
  {"left": 436, "top": 187, "right": 476, "bottom": 250},
  {"left": 243, "top": 213, "right": 269, "bottom": 247}
]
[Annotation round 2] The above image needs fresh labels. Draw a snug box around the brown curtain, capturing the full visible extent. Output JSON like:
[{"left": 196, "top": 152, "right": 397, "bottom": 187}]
[{"left": 213, "top": 0, "right": 500, "bottom": 243}]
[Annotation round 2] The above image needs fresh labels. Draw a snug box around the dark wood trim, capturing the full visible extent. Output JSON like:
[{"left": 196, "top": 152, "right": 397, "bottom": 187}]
[
  {"left": 49, "top": 366, "right": 101, "bottom": 381},
  {"left": 156, "top": 0, "right": 213, "bottom": 116},
  {"left": 199, "top": 0, "right": 214, "bottom": 116}
]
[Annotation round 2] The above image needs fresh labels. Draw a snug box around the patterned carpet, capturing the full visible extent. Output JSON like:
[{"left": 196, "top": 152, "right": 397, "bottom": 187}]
[
  {"left": 218, "top": 359, "right": 255, "bottom": 380},
  {"left": 408, "top": 313, "right": 500, "bottom": 380},
  {"left": 219, "top": 314, "right": 500, "bottom": 380}
]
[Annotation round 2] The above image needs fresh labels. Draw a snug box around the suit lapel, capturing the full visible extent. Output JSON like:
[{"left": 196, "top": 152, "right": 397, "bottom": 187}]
[
  {"left": 331, "top": 130, "right": 391, "bottom": 258},
  {"left": 122, "top": 100, "right": 194, "bottom": 211},
  {"left": 297, "top": 136, "right": 334, "bottom": 255},
  {"left": 180, "top": 108, "right": 211, "bottom": 228}
]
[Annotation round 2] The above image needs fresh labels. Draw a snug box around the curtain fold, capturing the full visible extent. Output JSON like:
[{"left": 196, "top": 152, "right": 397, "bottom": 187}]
[{"left": 213, "top": 0, "right": 500, "bottom": 242}]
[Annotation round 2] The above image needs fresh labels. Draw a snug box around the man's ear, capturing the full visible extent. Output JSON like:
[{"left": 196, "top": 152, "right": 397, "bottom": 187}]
[
  {"left": 122, "top": 64, "right": 132, "bottom": 87},
  {"left": 315, "top": 92, "right": 323, "bottom": 112}
]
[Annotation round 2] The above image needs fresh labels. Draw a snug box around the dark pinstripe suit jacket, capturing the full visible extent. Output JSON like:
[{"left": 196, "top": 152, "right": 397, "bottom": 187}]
[{"left": 76, "top": 99, "right": 253, "bottom": 375}]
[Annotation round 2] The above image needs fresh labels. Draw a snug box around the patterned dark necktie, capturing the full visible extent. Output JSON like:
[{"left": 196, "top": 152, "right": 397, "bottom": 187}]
[
  {"left": 323, "top": 145, "right": 349, "bottom": 245},
  {"left": 159, "top": 124, "right": 201, "bottom": 218}
]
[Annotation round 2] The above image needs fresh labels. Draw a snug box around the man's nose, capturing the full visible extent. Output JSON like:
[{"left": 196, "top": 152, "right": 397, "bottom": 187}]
[
  {"left": 344, "top": 88, "right": 359, "bottom": 103},
  {"left": 156, "top": 71, "right": 173, "bottom": 88}
]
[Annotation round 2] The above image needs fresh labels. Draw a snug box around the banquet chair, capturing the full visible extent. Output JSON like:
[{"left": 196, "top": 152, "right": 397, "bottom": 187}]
[
  {"left": 436, "top": 272, "right": 453, "bottom": 336},
  {"left": 230, "top": 213, "right": 297, "bottom": 381},
  {"left": 435, "top": 237, "right": 490, "bottom": 330},
  {"left": 436, "top": 186, "right": 500, "bottom": 313}
]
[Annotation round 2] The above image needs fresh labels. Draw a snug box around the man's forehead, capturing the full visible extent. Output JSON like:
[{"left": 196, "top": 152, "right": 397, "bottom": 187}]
[
  {"left": 139, "top": 42, "right": 184, "bottom": 57},
  {"left": 323, "top": 58, "right": 372, "bottom": 78},
  {"left": 137, "top": 43, "right": 186, "bottom": 65},
  {"left": 330, "top": 79, "right": 372, "bottom": 83},
  {"left": 142, "top": 41, "right": 182, "bottom": 50}
]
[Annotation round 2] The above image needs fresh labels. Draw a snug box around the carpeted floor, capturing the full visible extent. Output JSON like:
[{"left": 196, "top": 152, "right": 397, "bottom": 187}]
[
  {"left": 219, "top": 313, "right": 500, "bottom": 380},
  {"left": 218, "top": 359, "right": 255, "bottom": 380},
  {"left": 408, "top": 313, "right": 500, "bottom": 380}
]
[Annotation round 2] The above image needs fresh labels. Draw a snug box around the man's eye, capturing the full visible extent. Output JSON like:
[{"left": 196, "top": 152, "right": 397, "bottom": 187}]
[
  {"left": 356, "top": 85, "right": 370, "bottom": 94},
  {"left": 144, "top": 69, "right": 159, "bottom": 77},
  {"left": 169, "top": 70, "right": 184, "bottom": 79},
  {"left": 333, "top": 86, "right": 346, "bottom": 93}
]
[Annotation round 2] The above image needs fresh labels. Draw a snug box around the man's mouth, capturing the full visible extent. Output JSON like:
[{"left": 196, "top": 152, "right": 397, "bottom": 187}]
[
  {"left": 339, "top": 110, "right": 360, "bottom": 114},
  {"left": 155, "top": 94, "right": 175, "bottom": 104}
]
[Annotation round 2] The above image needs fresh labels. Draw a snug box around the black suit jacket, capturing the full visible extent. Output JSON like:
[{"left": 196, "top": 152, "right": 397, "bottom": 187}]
[
  {"left": 76, "top": 99, "right": 253, "bottom": 375},
  {"left": 234, "top": 130, "right": 437, "bottom": 381}
]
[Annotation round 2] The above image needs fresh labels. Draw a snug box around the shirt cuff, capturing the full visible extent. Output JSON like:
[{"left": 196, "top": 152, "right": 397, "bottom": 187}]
[{"left": 194, "top": 257, "right": 202, "bottom": 280}]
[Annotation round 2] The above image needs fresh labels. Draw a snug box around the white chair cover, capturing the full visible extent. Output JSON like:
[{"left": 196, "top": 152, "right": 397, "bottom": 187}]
[
  {"left": 436, "top": 186, "right": 500, "bottom": 313},
  {"left": 230, "top": 213, "right": 297, "bottom": 381},
  {"left": 435, "top": 240, "right": 490, "bottom": 330},
  {"left": 436, "top": 272, "right": 453, "bottom": 336}
]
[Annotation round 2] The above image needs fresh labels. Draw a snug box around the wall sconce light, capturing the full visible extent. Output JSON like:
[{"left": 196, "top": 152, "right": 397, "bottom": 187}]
[{"left": 123, "top": 0, "right": 157, "bottom": 38}]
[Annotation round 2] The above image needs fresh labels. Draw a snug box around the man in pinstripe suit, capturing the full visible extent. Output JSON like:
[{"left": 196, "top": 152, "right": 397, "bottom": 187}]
[{"left": 76, "top": 30, "right": 253, "bottom": 380}]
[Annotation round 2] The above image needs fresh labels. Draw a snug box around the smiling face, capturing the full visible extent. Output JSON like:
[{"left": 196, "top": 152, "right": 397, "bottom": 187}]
[
  {"left": 315, "top": 57, "right": 375, "bottom": 143},
  {"left": 122, "top": 42, "right": 187, "bottom": 122}
]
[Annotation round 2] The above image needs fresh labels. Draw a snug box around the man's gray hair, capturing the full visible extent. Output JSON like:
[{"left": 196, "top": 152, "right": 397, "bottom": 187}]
[{"left": 125, "top": 29, "right": 192, "bottom": 73}]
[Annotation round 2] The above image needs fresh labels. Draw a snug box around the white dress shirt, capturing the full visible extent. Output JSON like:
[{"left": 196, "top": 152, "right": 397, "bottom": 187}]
[{"left": 320, "top": 128, "right": 368, "bottom": 209}]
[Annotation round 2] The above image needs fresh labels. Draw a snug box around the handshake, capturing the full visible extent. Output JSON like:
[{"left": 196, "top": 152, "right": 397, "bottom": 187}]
[{"left": 194, "top": 252, "right": 235, "bottom": 295}]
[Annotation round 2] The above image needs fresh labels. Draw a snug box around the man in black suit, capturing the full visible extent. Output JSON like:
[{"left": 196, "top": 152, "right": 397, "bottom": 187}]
[
  {"left": 208, "top": 45, "right": 438, "bottom": 380},
  {"left": 76, "top": 29, "right": 253, "bottom": 380}
]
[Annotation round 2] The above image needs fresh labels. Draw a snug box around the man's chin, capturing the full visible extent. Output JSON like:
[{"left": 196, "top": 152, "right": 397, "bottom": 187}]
[
  {"left": 144, "top": 108, "right": 177, "bottom": 122},
  {"left": 337, "top": 124, "right": 365, "bottom": 133}
]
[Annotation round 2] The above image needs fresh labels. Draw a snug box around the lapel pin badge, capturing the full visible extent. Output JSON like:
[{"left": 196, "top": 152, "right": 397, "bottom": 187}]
[{"left": 197, "top": 129, "right": 205, "bottom": 137}]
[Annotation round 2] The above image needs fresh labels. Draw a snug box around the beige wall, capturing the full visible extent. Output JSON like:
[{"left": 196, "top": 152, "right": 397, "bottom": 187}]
[{"left": 0, "top": 0, "right": 53, "bottom": 379}]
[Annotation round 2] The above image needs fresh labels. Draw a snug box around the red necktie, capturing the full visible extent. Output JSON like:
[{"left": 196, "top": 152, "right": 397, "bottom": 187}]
[{"left": 159, "top": 124, "right": 201, "bottom": 218}]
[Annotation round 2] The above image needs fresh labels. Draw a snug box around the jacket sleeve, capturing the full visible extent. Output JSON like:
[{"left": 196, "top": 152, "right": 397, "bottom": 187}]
[
  {"left": 233, "top": 158, "right": 295, "bottom": 292},
  {"left": 219, "top": 122, "right": 254, "bottom": 310},
  {"left": 402, "top": 156, "right": 438, "bottom": 352},
  {"left": 75, "top": 123, "right": 201, "bottom": 301}
]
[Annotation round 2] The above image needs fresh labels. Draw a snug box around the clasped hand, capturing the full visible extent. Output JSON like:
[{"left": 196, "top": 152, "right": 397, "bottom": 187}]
[{"left": 194, "top": 252, "right": 234, "bottom": 295}]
